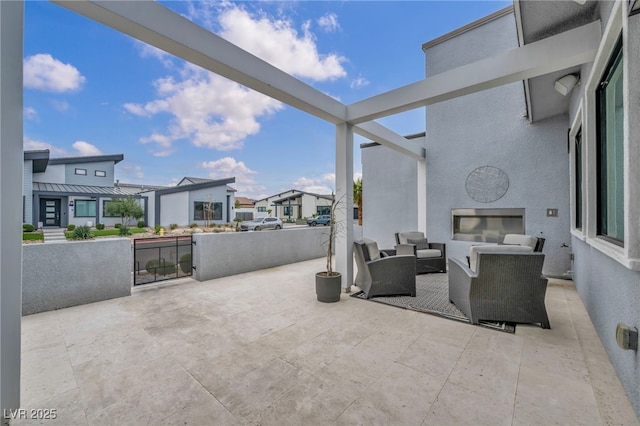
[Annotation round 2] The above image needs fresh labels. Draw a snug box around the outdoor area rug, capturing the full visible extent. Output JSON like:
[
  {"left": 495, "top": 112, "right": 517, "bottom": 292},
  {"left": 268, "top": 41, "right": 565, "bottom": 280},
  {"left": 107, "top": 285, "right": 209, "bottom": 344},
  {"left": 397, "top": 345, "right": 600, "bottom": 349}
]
[{"left": 351, "top": 273, "right": 516, "bottom": 333}]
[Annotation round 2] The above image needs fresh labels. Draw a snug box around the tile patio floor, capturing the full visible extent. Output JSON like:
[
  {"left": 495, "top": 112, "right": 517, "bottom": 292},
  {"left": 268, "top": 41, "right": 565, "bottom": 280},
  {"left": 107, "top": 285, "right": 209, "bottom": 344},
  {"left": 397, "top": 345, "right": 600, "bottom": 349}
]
[{"left": 17, "top": 258, "right": 639, "bottom": 425}]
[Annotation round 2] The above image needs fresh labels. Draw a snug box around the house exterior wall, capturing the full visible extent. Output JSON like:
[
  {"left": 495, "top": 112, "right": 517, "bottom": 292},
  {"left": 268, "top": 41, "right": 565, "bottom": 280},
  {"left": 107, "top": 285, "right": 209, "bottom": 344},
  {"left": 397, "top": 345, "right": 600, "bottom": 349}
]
[
  {"left": 361, "top": 144, "right": 417, "bottom": 249},
  {"left": 362, "top": 11, "right": 572, "bottom": 277},
  {"left": 23, "top": 159, "right": 32, "bottom": 224},
  {"left": 63, "top": 160, "right": 115, "bottom": 187},
  {"left": 33, "top": 163, "right": 65, "bottom": 184},
  {"left": 160, "top": 192, "right": 189, "bottom": 226},
  {"left": 568, "top": 4, "right": 640, "bottom": 417},
  {"left": 145, "top": 192, "right": 156, "bottom": 226},
  {"left": 187, "top": 185, "right": 232, "bottom": 225}
]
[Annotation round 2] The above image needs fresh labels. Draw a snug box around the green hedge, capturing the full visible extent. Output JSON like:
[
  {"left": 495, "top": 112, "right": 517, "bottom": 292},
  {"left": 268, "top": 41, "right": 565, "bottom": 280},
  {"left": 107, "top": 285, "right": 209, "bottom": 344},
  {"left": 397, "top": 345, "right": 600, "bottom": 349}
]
[
  {"left": 145, "top": 259, "right": 176, "bottom": 276},
  {"left": 22, "top": 233, "right": 43, "bottom": 241}
]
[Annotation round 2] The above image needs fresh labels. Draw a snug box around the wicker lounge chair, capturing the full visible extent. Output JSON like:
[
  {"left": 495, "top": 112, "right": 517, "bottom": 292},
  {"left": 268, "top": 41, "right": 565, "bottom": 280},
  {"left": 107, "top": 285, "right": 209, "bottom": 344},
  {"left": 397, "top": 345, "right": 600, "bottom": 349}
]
[
  {"left": 395, "top": 231, "right": 446, "bottom": 274},
  {"left": 448, "top": 251, "right": 550, "bottom": 328},
  {"left": 353, "top": 238, "right": 416, "bottom": 299}
]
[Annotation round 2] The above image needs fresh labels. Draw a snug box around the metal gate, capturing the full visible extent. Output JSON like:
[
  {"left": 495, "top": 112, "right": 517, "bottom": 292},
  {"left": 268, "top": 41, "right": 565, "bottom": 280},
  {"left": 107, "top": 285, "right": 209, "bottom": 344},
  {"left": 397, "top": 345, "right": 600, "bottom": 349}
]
[{"left": 133, "top": 235, "right": 193, "bottom": 286}]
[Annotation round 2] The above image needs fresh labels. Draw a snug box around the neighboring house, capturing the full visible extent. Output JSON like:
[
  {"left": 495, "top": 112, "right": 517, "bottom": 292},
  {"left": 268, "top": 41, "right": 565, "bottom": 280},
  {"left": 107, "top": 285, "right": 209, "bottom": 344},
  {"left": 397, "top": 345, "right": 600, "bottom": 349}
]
[
  {"left": 234, "top": 196, "right": 255, "bottom": 221},
  {"left": 254, "top": 190, "right": 333, "bottom": 221},
  {"left": 363, "top": 2, "right": 640, "bottom": 415},
  {"left": 23, "top": 150, "right": 150, "bottom": 228},
  {"left": 23, "top": 151, "right": 236, "bottom": 228},
  {"left": 142, "top": 177, "right": 236, "bottom": 227}
]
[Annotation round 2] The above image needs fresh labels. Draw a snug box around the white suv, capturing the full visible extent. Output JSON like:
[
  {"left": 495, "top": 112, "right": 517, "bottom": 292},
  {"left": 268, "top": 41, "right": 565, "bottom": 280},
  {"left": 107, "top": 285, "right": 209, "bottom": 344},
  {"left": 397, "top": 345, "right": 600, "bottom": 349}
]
[{"left": 240, "top": 216, "right": 283, "bottom": 231}]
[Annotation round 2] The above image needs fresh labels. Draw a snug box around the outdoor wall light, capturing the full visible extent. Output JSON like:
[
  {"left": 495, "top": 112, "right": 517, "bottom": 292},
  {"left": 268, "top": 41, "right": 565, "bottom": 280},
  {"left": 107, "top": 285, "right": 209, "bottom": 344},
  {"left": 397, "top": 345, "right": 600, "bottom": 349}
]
[
  {"left": 554, "top": 74, "right": 580, "bottom": 96},
  {"left": 616, "top": 323, "right": 638, "bottom": 351}
]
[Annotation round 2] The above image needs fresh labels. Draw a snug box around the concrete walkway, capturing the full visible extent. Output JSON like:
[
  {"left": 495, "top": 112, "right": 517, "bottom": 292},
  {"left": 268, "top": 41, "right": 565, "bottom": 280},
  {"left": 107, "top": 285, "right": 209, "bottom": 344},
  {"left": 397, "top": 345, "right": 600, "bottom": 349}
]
[{"left": 17, "top": 258, "right": 639, "bottom": 425}]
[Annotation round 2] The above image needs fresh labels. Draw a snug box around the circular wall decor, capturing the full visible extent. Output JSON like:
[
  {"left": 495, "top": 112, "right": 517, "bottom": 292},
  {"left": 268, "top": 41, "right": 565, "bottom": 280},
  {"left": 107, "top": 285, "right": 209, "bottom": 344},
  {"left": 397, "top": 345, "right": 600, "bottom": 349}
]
[{"left": 465, "top": 166, "right": 509, "bottom": 203}]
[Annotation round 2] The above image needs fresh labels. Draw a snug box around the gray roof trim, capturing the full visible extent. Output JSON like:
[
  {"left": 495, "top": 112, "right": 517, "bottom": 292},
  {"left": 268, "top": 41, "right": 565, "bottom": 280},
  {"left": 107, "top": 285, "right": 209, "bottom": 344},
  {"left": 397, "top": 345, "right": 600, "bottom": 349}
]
[
  {"left": 32, "top": 182, "right": 144, "bottom": 197},
  {"left": 154, "top": 177, "right": 236, "bottom": 196},
  {"left": 48, "top": 154, "right": 124, "bottom": 165},
  {"left": 24, "top": 150, "right": 50, "bottom": 173},
  {"left": 361, "top": 131, "right": 425, "bottom": 150},
  {"left": 422, "top": 5, "right": 514, "bottom": 51},
  {"left": 257, "top": 189, "right": 333, "bottom": 203}
]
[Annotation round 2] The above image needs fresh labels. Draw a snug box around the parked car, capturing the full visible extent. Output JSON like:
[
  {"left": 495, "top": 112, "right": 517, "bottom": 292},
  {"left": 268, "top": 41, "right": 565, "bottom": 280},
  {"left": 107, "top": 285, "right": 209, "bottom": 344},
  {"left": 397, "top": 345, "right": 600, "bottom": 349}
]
[
  {"left": 240, "top": 216, "right": 282, "bottom": 231},
  {"left": 307, "top": 215, "right": 331, "bottom": 226}
]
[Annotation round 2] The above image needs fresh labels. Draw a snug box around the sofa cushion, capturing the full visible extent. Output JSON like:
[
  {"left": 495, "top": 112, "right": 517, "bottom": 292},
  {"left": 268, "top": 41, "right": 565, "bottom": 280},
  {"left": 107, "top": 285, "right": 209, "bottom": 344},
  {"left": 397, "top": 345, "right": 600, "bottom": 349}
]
[
  {"left": 397, "top": 231, "right": 426, "bottom": 245},
  {"left": 416, "top": 249, "right": 441, "bottom": 259},
  {"left": 502, "top": 234, "right": 538, "bottom": 249},
  {"left": 406, "top": 238, "right": 429, "bottom": 250},
  {"left": 363, "top": 239, "right": 381, "bottom": 261},
  {"left": 468, "top": 245, "right": 532, "bottom": 272}
]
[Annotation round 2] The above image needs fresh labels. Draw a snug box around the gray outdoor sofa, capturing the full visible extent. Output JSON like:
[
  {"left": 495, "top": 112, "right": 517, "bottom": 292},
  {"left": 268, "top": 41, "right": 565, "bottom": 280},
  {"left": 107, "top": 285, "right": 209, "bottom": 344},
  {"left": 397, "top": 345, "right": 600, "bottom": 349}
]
[
  {"left": 448, "top": 251, "right": 550, "bottom": 328},
  {"left": 353, "top": 238, "right": 416, "bottom": 299}
]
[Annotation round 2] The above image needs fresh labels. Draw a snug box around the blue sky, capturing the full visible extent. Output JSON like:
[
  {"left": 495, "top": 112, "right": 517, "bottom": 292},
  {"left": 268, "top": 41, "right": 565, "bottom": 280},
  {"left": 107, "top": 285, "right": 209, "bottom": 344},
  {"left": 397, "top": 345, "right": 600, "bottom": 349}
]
[{"left": 24, "top": 1, "right": 509, "bottom": 199}]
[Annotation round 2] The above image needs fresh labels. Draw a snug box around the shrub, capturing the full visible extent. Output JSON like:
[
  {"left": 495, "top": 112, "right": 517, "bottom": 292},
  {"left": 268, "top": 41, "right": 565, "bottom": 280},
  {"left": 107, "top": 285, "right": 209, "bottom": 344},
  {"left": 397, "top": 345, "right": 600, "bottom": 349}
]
[
  {"left": 96, "top": 223, "right": 105, "bottom": 230},
  {"left": 169, "top": 223, "right": 178, "bottom": 230},
  {"left": 118, "top": 226, "right": 131, "bottom": 236},
  {"left": 145, "top": 259, "right": 176, "bottom": 276},
  {"left": 67, "top": 224, "right": 76, "bottom": 231},
  {"left": 114, "top": 223, "right": 122, "bottom": 229},
  {"left": 189, "top": 223, "right": 198, "bottom": 228},
  {"left": 23, "top": 224, "right": 35, "bottom": 232},
  {"left": 154, "top": 225, "right": 162, "bottom": 234},
  {"left": 137, "top": 220, "right": 146, "bottom": 228},
  {"left": 72, "top": 225, "right": 93, "bottom": 240},
  {"left": 179, "top": 253, "right": 192, "bottom": 274}
]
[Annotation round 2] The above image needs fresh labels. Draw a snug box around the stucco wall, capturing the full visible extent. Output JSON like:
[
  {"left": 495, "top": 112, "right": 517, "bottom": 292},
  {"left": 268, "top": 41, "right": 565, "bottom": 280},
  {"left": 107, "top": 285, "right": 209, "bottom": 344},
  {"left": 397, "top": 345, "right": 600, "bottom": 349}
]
[
  {"left": 64, "top": 160, "right": 115, "bottom": 187},
  {"left": 572, "top": 237, "right": 640, "bottom": 416},
  {"left": 160, "top": 192, "right": 189, "bottom": 226},
  {"left": 22, "top": 239, "right": 132, "bottom": 315},
  {"left": 188, "top": 186, "right": 231, "bottom": 224},
  {"left": 361, "top": 144, "right": 418, "bottom": 249},
  {"left": 192, "top": 227, "right": 328, "bottom": 281}
]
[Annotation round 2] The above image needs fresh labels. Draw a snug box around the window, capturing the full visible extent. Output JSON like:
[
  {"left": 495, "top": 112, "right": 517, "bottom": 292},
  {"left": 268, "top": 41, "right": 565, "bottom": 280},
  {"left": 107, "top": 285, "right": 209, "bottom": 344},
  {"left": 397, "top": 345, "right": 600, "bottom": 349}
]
[
  {"left": 75, "top": 200, "right": 96, "bottom": 217},
  {"left": 75, "top": 168, "right": 87, "bottom": 175},
  {"left": 283, "top": 206, "right": 291, "bottom": 216},
  {"left": 102, "top": 200, "right": 119, "bottom": 217},
  {"left": 194, "top": 201, "right": 222, "bottom": 221},
  {"left": 257, "top": 206, "right": 266, "bottom": 212},
  {"left": 95, "top": 170, "right": 106, "bottom": 177},
  {"left": 317, "top": 206, "right": 330, "bottom": 215},
  {"left": 575, "top": 127, "right": 583, "bottom": 230},
  {"left": 596, "top": 37, "right": 624, "bottom": 245}
]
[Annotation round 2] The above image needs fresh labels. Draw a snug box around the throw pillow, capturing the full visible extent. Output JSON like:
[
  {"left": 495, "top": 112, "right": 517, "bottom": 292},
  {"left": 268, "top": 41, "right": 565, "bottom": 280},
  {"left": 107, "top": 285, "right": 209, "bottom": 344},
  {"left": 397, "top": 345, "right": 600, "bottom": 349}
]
[{"left": 406, "top": 238, "right": 429, "bottom": 250}]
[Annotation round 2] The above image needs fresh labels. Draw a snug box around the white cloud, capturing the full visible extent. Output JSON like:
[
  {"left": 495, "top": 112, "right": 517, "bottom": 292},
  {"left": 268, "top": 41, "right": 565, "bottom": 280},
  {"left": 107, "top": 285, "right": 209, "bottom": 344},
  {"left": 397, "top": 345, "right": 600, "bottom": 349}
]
[
  {"left": 24, "top": 107, "right": 39, "bottom": 121},
  {"left": 23, "top": 54, "right": 85, "bottom": 93},
  {"left": 218, "top": 7, "right": 346, "bottom": 81},
  {"left": 350, "top": 75, "right": 370, "bottom": 89},
  {"left": 200, "top": 157, "right": 266, "bottom": 197},
  {"left": 126, "top": 66, "right": 282, "bottom": 155},
  {"left": 51, "top": 99, "right": 69, "bottom": 112},
  {"left": 317, "top": 13, "right": 340, "bottom": 33},
  {"left": 23, "top": 136, "right": 67, "bottom": 156},
  {"left": 72, "top": 141, "right": 102, "bottom": 156},
  {"left": 117, "top": 163, "right": 144, "bottom": 180},
  {"left": 293, "top": 173, "right": 334, "bottom": 194}
]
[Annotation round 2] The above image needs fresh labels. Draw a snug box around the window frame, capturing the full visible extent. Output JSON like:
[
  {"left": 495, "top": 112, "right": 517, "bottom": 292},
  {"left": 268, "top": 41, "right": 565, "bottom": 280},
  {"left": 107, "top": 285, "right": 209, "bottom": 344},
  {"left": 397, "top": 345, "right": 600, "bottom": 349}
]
[
  {"left": 95, "top": 170, "right": 107, "bottom": 177},
  {"left": 74, "top": 199, "right": 96, "bottom": 218},
  {"left": 102, "top": 200, "right": 120, "bottom": 217},
  {"left": 193, "top": 201, "right": 222, "bottom": 221},
  {"left": 74, "top": 168, "right": 87, "bottom": 176}
]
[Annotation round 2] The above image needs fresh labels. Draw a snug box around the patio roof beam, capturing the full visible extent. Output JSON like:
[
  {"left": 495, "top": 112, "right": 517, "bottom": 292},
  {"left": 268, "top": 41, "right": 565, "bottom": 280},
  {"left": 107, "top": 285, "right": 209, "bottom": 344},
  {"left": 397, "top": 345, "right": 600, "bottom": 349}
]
[{"left": 346, "top": 20, "right": 601, "bottom": 124}]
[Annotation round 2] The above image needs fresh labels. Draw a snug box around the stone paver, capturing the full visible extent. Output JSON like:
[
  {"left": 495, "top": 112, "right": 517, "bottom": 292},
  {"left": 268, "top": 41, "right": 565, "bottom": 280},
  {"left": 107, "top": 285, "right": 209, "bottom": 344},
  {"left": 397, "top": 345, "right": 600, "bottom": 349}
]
[{"left": 16, "top": 258, "right": 639, "bottom": 425}]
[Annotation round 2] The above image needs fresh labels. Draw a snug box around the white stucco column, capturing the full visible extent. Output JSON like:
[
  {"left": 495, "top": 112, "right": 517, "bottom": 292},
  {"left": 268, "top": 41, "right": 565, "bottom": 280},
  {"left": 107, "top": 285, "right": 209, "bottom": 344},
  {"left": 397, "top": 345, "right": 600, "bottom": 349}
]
[
  {"left": 0, "top": 0, "right": 23, "bottom": 412},
  {"left": 417, "top": 158, "right": 427, "bottom": 235},
  {"left": 335, "top": 123, "right": 354, "bottom": 292}
]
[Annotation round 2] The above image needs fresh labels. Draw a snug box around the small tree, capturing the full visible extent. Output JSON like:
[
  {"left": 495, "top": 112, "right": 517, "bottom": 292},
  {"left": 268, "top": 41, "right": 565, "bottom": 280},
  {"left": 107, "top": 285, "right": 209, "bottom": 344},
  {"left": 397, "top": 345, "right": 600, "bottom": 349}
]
[
  {"left": 203, "top": 195, "right": 216, "bottom": 228},
  {"left": 105, "top": 197, "right": 144, "bottom": 230},
  {"left": 234, "top": 199, "right": 240, "bottom": 209},
  {"left": 322, "top": 192, "right": 344, "bottom": 276},
  {"left": 353, "top": 178, "right": 363, "bottom": 226}
]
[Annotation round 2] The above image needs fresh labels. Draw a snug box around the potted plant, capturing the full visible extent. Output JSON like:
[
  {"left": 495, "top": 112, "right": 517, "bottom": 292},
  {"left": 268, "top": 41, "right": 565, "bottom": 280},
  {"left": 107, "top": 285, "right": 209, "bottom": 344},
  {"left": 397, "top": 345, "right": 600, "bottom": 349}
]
[{"left": 315, "top": 193, "right": 342, "bottom": 302}]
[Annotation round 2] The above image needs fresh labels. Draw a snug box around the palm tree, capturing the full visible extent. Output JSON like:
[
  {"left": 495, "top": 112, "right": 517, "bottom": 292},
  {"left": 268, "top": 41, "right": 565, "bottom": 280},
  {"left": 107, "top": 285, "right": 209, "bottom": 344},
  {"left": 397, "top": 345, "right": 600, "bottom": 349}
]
[{"left": 353, "top": 178, "right": 363, "bottom": 226}]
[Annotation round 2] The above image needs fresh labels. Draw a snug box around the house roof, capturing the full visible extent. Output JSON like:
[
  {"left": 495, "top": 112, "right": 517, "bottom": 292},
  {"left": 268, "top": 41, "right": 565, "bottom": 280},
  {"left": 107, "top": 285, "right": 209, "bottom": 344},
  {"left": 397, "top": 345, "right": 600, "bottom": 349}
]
[
  {"left": 48, "top": 154, "right": 124, "bottom": 165},
  {"left": 24, "top": 150, "right": 50, "bottom": 173},
  {"left": 153, "top": 177, "right": 236, "bottom": 196},
  {"left": 32, "top": 182, "right": 144, "bottom": 197},
  {"left": 257, "top": 189, "right": 333, "bottom": 204},
  {"left": 177, "top": 176, "right": 214, "bottom": 186},
  {"left": 234, "top": 196, "right": 254, "bottom": 207}
]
